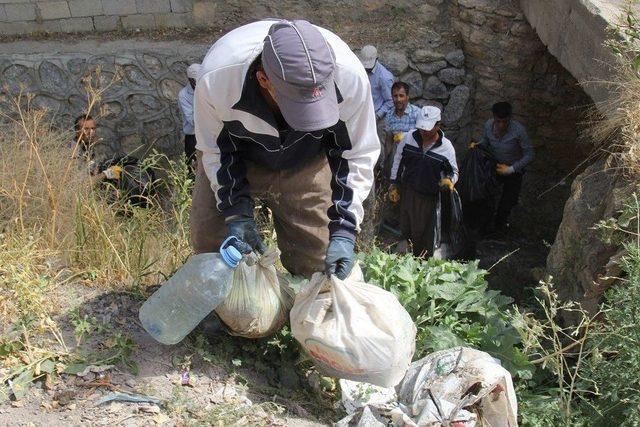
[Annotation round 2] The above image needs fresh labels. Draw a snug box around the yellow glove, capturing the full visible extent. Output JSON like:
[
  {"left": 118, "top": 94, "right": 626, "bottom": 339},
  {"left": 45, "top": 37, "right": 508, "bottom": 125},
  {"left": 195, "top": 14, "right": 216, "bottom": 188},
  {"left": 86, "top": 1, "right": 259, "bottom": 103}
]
[
  {"left": 393, "top": 133, "right": 404, "bottom": 144},
  {"left": 469, "top": 141, "right": 479, "bottom": 149},
  {"left": 103, "top": 165, "right": 123, "bottom": 180},
  {"left": 388, "top": 185, "right": 400, "bottom": 203},
  {"left": 496, "top": 163, "right": 514, "bottom": 175},
  {"left": 439, "top": 178, "right": 454, "bottom": 191}
]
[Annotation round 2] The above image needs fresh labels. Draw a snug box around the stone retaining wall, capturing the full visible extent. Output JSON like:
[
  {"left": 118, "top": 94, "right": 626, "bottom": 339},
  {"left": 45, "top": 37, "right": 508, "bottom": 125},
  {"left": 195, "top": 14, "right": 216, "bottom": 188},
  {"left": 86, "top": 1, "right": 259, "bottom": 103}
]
[
  {"left": 1, "top": 44, "right": 202, "bottom": 155},
  {"left": 0, "top": 40, "right": 474, "bottom": 157}
]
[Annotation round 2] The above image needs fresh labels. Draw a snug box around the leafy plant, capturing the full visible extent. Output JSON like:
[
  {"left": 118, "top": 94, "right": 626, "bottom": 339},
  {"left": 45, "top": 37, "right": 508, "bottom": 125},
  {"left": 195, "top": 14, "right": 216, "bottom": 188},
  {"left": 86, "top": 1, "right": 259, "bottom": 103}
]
[
  {"left": 608, "top": 8, "right": 640, "bottom": 71},
  {"left": 575, "top": 193, "right": 640, "bottom": 424},
  {"left": 359, "top": 248, "right": 532, "bottom": 378}
]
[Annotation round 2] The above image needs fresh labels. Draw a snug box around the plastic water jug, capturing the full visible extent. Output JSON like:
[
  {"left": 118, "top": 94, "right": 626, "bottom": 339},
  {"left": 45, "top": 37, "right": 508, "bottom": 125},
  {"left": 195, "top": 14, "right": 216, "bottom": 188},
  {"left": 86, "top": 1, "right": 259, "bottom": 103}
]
[{"left": 139, "top": 237, "right": 243, "bottom": 345}]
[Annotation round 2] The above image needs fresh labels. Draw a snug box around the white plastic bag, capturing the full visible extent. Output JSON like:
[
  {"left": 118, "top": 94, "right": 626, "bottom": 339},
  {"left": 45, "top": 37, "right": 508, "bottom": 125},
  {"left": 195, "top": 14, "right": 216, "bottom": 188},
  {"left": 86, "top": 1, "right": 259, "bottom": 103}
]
[
  {"left": 336, "top": 347, "right": 518, "bottom": 426},
  {"left": 290, "top": 264, "right": 416, "bottom": 387},
  {"left": 396, "top": 347, "right": 518, "bottom": 427},
  {"left": 215, "top": 248, "right": 293, "bottom": 338},
  {"left": 340, "top": 379, "right": 397, "bottom": 415}
]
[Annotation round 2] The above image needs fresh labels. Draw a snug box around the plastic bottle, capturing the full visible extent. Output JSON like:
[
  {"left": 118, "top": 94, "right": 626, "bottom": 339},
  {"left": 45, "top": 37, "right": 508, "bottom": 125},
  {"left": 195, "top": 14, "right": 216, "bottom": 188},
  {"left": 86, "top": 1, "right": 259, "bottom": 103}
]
[{"left": 139, "top": 237, "right": 243, "bottom": 345}]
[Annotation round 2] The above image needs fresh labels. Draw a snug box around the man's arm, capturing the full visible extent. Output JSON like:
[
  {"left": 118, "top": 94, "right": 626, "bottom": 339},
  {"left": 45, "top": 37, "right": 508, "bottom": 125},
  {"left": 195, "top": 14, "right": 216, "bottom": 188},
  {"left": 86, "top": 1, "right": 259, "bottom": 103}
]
[
  {"left": 511, "top": 125, "right": 535, "bottom": 173},
  {"left": 375, "top": 69, "right": 394, "bottom": 119},
  {"left": 178, "top": 89, "right": 195, "bottom": 134},
  {"left": 325, "top": 76, "right": 381, "bottom": 241},
  {"left": 477, "top": 121, "right": 490, "bottom": 147},
  {"left": 194, "top": 73, "right": 252, "bottom": 219},
  {"left": 390, "top": 133, "right": 407, "bottom": 182},
  {"left": 443, "top": 141, "right": 459, "bottom": 184}
]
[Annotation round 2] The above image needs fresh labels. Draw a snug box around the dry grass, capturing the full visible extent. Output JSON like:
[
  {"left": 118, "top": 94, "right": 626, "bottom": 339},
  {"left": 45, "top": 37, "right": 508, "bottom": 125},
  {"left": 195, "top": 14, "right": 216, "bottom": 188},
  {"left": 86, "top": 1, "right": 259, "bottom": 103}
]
[
  {"left": 0, "top": 69, "right": 196, "bottom": 404},
  {"left": 584, "top": 8, "right": 640, "bottom": 178},
  {"left": 0, "top": 76, "right": 193, "bottom": 336}
]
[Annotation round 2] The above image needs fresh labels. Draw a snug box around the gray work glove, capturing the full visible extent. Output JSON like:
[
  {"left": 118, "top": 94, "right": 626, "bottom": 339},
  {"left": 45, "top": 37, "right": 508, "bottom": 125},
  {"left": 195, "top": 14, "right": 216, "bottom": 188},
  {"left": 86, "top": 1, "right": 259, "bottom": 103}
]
[
  {"left": 226, "top": 217, "right": 266, "bottom": 254},
  {"left": 325, "top": 236, "right": 355, "bottom": 280}
]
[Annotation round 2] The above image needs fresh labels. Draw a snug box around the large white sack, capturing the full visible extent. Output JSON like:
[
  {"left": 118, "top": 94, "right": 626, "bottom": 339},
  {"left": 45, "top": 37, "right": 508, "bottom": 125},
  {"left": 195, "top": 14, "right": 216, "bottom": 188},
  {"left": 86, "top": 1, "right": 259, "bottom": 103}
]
[
  {"left": 290, "top": 264, "right": 416, "bottom": 387},
  {"left": 396, "top": 347, "right": 518, "bottom": 426},
  {"left": 216, "top": 248, "right": 293, "bottom": 338}
]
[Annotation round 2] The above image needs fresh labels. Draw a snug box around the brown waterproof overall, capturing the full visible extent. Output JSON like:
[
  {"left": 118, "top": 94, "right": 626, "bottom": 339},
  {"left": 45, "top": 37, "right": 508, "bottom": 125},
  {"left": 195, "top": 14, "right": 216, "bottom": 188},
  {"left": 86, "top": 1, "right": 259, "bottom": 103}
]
[{"left": 190, "top": 151, "right": 332, "bottom": 278}]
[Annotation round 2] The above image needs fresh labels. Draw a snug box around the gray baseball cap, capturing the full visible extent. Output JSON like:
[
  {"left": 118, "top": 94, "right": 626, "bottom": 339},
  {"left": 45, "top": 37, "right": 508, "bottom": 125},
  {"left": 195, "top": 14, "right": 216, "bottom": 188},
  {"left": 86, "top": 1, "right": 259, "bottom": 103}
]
[{"left": 262, "top": 20, "right": 339, "bottom": 132}]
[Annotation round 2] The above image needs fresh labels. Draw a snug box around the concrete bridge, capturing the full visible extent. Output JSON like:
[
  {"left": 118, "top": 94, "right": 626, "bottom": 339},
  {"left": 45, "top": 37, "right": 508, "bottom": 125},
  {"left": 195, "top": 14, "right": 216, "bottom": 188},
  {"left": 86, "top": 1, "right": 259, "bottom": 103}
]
[{"left": 520, "top": 0, "right": 637, "bottom": 111}]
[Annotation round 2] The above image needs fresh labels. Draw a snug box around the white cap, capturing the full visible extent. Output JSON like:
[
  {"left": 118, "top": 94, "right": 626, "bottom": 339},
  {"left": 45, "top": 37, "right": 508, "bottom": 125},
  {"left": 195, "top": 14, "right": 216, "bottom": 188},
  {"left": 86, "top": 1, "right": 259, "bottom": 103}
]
[
  {"left": 358, "top": 45, "right": 377, "bottom": 69},
  {"left": 187, "top": 63, "right": 202, "bottom": 79},
  {"left": 415, "top": 106, "right": 441, "bottom": 131}
]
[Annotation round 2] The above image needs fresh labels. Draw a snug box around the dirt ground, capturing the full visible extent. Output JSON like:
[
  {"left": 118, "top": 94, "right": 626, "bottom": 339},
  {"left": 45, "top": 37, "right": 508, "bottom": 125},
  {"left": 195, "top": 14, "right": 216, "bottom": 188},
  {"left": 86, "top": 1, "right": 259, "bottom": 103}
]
[
  {"left": 0, "top": 225, "right": 552, "bottom": 426},
  {"left": 0, "top": 284, "right": 333, "bottom": 426}
]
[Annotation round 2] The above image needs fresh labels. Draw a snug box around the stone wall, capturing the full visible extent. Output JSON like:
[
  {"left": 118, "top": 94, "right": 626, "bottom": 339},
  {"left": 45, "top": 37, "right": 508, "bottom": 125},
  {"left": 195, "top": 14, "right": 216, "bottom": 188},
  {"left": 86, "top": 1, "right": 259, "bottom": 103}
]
[
  {"left": 0, "top": 41, "right": 204, "bottom": 156},
  {"left": 0, "top": 37, "right": 474, "bottom": 157},
  {"left": 375, "top": 46, "right": 473, "bottom": 147},
  {"left": 450, "top": 0, "right": 594, "bottom": 239},
  {"left": 0, "top": 0, "right": 198, "bottom": 35}
]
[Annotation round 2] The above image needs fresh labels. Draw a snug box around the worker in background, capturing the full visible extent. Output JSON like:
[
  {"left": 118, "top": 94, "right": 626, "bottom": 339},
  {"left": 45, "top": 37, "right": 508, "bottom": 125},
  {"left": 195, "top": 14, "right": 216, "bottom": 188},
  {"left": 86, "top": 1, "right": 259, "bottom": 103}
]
[
  {"left": 389, "top": 106, "right": 458, "bottom": 257},
  {"left": 378, "top": 81, "right": 421, "bottom": 230},
  {"left": 178, "top": 63, "right": 202, "bottom": 173},
  {"left": 381, "top": 81, "right": 421, "bottom": 168},
  {"left": 191, "top": 19, "right": 379, "bottom": 279},
  {"left": 71, "top": 114, "right": 121, "bottom": 185},
  {"left": 471, "top": 101, "right": 534, "bottom": 232},
  {"left": 358, "top": 45, "right": 394, "bottom": 120}
]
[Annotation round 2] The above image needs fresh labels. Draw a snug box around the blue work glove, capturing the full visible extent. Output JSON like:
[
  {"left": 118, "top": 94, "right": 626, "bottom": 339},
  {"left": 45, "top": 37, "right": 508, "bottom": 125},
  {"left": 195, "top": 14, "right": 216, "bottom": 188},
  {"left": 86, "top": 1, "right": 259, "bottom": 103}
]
[
  {"left": 226, "top": 217, "right": 266, "bottom": 254},
  {"left": 325, "top": 237, "right": 355, "bottom": 280}
]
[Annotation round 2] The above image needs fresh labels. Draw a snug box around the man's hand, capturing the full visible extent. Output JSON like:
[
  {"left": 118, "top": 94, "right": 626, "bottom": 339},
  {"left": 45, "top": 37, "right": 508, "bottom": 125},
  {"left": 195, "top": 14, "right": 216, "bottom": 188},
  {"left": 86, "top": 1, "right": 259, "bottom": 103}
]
[
  {"left": 226, "top": 217, "right": 266, "bottom": 254},
  {"left": 388, "top": 184, "right": 400, "bottom": 203},
  {"left": 468, "top": 141, "right": 479, "bottom": 149},
  {"left": 103, "top": 165, "right": 123, "bottom": 180},
  {"left": 439, "top": 178, "right": 454, "bottom": 191},
  {"left": 496, "top": 163, "right": 515, "bottom": 175},
  {"left": 325, "top": 237, "right": 355, "bottom": 280}
]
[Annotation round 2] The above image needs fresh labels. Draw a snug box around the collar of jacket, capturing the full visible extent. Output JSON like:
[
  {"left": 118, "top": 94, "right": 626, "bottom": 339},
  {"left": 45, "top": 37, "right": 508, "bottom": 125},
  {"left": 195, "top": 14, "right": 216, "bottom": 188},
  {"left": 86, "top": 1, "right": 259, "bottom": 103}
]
[
  {"left": 231, "top": 62, "right": 344, "bottom": 131},
  {"left": 412, "top": 128, "right": 444, "bottom": 150}
]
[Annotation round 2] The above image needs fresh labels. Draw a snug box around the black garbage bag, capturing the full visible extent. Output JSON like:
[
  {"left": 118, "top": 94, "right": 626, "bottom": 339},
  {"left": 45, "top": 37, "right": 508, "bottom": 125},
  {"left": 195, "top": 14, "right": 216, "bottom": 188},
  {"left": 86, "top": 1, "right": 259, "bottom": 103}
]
[
  {"left": 457, "top": 147, "right": 498, "bottom": 204},
  {"left": 457, "top": 147, "right": 498, "bottom": 235},
  {"left": 433, "top": 190, "right": 467, "bottom": 260},
  {"left": 99, "top": 155, "right": 156, "bottom": 208}
]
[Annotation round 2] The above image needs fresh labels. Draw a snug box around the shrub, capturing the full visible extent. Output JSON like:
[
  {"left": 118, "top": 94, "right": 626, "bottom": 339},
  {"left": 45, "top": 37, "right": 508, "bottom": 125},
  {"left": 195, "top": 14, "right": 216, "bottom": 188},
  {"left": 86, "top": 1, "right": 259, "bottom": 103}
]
[{"left": 359, "top": 248, "right": 533, "bottom": 378}]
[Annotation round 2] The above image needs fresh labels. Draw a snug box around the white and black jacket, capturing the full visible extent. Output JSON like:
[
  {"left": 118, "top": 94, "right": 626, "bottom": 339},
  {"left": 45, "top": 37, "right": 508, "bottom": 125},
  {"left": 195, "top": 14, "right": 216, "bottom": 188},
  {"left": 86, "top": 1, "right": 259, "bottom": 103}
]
[
  {"left": 194, "top": 20, "right": 380, "bottom": 241},
  {"left": 390, "top": 129, "right": 458, "bottom": 195}
]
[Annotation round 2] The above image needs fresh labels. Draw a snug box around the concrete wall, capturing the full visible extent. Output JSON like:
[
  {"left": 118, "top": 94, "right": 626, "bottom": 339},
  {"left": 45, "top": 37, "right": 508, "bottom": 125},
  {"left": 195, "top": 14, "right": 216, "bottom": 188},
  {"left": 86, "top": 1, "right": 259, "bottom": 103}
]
[
  {"left": 519, "top": 0, "right": 632, "bottom": 112},
  {"left": 0, "top": 0, "right": 197, "bottom": 35}
]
